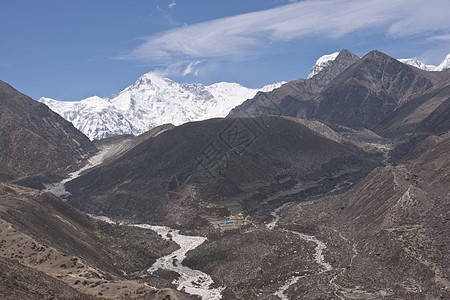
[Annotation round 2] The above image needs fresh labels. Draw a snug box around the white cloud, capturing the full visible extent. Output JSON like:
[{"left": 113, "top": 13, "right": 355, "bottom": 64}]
[
  {"left": 429, "top": 34, "right": 450, "bottom": 41},
  {"left": 183, "top": 61, "right": 201, "bottom": 76},
  {"left": 144, "top": 60, "right": 203, "bottom": 78},
  {"left": 126, "top": 0, "right": 450, "bottom": 63},
  {"left": 168, "top": 1, "right": 176, "bottom": 9}
]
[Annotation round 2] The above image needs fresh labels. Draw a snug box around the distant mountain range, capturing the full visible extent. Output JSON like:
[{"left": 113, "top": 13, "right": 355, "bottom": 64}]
[
  {"left": 40, "top": 76, "right": 285, "bottom": 140},
  {"left": 40, "top": 50, "right": 449, "bottom": 141},
  {"left": 399, "top": 53, "right": 450, "bottom": 71}
]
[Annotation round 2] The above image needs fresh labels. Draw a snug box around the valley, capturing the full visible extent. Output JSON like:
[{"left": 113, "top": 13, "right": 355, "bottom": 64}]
[{"left": 0, "top": 48, "right": 449, "bottom": 299}]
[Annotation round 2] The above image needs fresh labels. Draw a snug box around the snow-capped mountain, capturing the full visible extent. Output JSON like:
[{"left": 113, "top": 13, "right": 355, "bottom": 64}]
[
  {"left": 398, "top": 52, "right": 450, "bottom": 71},
  {"left": 398, "top": 58, "right": 436, "bottom": 71},
  {"left": 308, "top": 51, "right": 450, "bottom": 78},
  {"left": 434, "top": 52, "right": 450, "bottom": 71},
  {"left": 40, "top": 73, "right": 285, "bottom": 140},
  {"left": 307, "top": 52, "right": 340, "bottom": 79}
]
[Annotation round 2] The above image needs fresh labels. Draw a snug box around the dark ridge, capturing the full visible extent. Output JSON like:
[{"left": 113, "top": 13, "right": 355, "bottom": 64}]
[{"left": 0, "top": 80, "right": 96, "bottom": 182}]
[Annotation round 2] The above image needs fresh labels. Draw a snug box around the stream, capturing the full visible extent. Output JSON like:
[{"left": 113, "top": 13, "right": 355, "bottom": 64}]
[
  {"left": 88, "top": 216, "right": 224, "bottom": 300},
  {"left": 132, "top": 224, "right": 224, "bottom": 300},
  {"left": 45, "top": 143, "right": 224, "bottom": 300},
  {"left": 267, "top": 203, "right": 332, "bottom": 299},
  {"left": 43, "top": 144, "right": 119, "bottom": 198}
]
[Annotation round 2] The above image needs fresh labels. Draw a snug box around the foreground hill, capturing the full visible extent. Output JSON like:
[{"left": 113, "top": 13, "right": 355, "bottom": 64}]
[
  {"left": 66, "top": 116, "right": 378, "bottom": 228},
  {"left": 269, "top": 130, "right": 450, "bottom": 299},
  {"left": 176, "top": 130, "right": 450, "bottom": 299},
  {"left": 0, "top": 182, "right": 187, "bottom": 299},
  {"left": 0, "top": 81, "right": 96, "bottom": 182}
]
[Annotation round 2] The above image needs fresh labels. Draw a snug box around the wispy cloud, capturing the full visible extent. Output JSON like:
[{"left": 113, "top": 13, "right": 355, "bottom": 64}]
[
  {"left": 126, "top": 0, "right": 450, "bottom": 63},
  {"left": 144, "top": 60, "right": 202, "bottom": 78},
  {"left": 168, "top": 1, "right": 176, "bottom": 9},
  {"left": 183, "top": 60, "right": 201, "bottom": 76},
  {"left": 429, "top": 34, "right": 450, "bottom": 41}
]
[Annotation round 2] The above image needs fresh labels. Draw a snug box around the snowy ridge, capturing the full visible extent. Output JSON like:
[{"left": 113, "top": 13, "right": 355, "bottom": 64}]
[
  {"left": 398, "top": 58, "right": 436, "bottom": 71},
  {"left": 307, "top": 52, "right": 339, "bottom": 79},
  {"left": 40, "top": 74, "right": 285, "bottom": 140},
  {"left": 435, "top": 52, "right": 450, "bottom": 71},
  {"left": 398, "top": 52, "right": 450, "bottom": 71}
]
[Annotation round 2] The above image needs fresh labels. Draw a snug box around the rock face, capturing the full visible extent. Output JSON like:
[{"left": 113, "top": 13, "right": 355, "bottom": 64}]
[
  {"left": 376, "top": 76, "right": 450, "bottom": 137},
  {"left": 0, "top": 81, "right": 96, "bottom": 182},
  {"left": 66, "top": 116, "right": 376, "bottom": 226},
  {"left": 228, "top": 49, "right": 360, "bottom": 118}
]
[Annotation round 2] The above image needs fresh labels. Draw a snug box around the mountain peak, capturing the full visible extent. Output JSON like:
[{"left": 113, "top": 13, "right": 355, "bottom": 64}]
[
  {"left": 435, "top": 52, "right": 450, "bottom": 71},
  {"left": 40, "top": 76, "right": 284, "bottom": 140},
  {"left": 307, "top": 49, "right": 359, "bottom": 79},
  {"left": 365, "top": 50, "right": 393, "bottom": 60},
  {"left": 307, "top": 52, "right": 339, "bottom": 79},
  {"left": 127, "top": 72, "right": 174, "bottom": 91},
  {"left": 398, "top": 57, "right": 435, "bottom": 71}
]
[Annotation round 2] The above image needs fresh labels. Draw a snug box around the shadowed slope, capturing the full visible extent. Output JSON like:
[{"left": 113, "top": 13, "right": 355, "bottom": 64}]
[{"left": 0, "top": 81, "right": 96, "bottom": 182}]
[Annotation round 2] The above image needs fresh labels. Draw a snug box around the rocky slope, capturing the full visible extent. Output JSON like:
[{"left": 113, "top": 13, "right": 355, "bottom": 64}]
[
  {"left": 178, "top": 132, "right": 449, "bottom": 299},
  {"left": 0, "top": 256, "right": 98, "bottom": 300},
  {"left": 191, "top": 130, "right": 448, "bottom": 299},
  {"left": 377, "top": 76, "right": 450, "bottom": 137},
  {"left": 40, "top": 75, "right": 285, "bottom": 140},
  {"left": 0, "top": 81, "right": 96, "bottom": 183}
]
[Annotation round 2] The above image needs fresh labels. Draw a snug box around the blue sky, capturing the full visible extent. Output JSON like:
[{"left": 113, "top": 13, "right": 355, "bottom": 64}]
[{"left": 1, "top": 0, "right": 449, "bottom": 100}]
